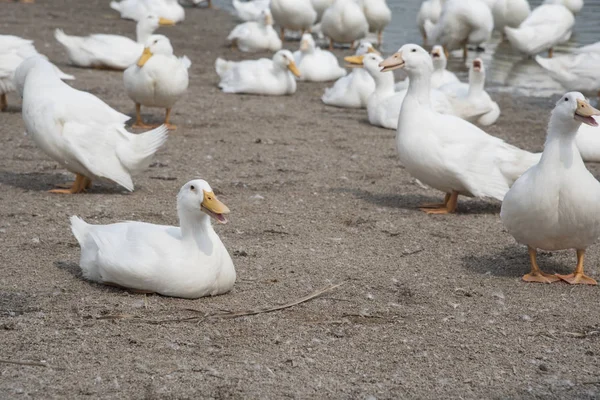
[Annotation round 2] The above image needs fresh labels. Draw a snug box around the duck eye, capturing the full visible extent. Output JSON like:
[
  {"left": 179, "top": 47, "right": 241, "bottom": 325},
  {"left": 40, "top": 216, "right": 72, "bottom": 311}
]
[
  {"left": 190, "top": 185, "right": 195, "bottom": 191},
  {"left": 564, "top": 97, "right": 568, "bottom": 102},
  {"left": 412, "top": 48, "right": 416, "bottom": 52}
]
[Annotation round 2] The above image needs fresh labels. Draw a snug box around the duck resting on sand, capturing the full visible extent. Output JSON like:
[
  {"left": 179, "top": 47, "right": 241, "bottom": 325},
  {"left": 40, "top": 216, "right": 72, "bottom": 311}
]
[
  {"left": 501, "top": 93, "right": 600, "bottom": 285},
  {"left": 379, "top": 44, "right": 540, "bottom": 214}
]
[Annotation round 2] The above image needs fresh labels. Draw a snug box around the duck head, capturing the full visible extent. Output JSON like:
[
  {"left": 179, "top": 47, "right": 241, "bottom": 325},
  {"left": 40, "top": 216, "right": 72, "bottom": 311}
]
[
  {"left": 344, "top": 53, "right": 384, "bottom": 75},
  {"left": 137, "top": 14, "right": 175, "bottom": 44},
  {"left": 273, "top": 50, "right": 301, "bottom": 78},
  {"left": 554, "top": 92, "right": 600, "bottom": 128},
  {"left": 261, "top": 9, "right": 273, "bottom": 26},
  {"left": 379, "top": 44, "right": 432, "bottom": 74},
  {"left": 299, "top": 33, "right": 316, "bottom": 53},
  {"left": 355, "top": 40, "right": 381, "bottom": 56},
  {"left": 137, "top": 34, "right": 174, "bottom": 67},
  {"left": 430, "top": 45, "right": 448, "bottom": 71},
  {"left": 178, "top": 179, "right": 230, "bottom": 224}
]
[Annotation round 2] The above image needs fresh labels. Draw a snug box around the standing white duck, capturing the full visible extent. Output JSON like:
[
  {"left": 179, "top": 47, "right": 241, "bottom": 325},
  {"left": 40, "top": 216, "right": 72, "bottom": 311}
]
[
  {"left": 70, "top": 179, "right": 236, "bottom": 298},
  {"left": 347, "top": 53, "right": 454, "bottom": 130},
  {"left": 0, "top": 35, "right": 74, "bottom": 111},
  {"left": 321, "top": 0, "right": 369, "bottom": 50},
  {"left": 357, "top": 0, "right": 391, "bottom": 45},
  {"left": 293, "top": 34, "right": 346, "bottom": 82},
  {"left": 124, "top": 35, "right": 190, "bottom": 130},
  {"left": 439, "top": 58, "right": 500, "bottom": 126},
  {"left": 379, "top": 44, "right": 540, "bottom": 213},
  {"left": 270, "top": 0, "right": 317, "bottom": 40},
  {"left": 417, "top": 0, "right": 444, "bottom": 44},
  {"left": 501, "top": 93, "right": 600, "bottom": 285},
  {"left": 227, "top": 9, "right": 282, "bottom": 52},
  {"left": 490, "top": 0, "right": 531, "bottom": 34},
  {"left": 19, "top": 57, "right": 168, "bottom": 193},
  {"left": 110, "top": 0, "right": 185, "bottom": 23},
  {"left": 504, "top": 4, "right": 574, "bottom": 58},
  {"left": 424, "top": 0, "right": 493, "bottom": 60},
  {"left": 543, "top": 0, "right": 584, "bottom": 14},
  {"left": 321, "top": 40, "right": 377, "bottom": 108},
  {"left": 233, "top": 0, "right": 270, "bottom": 21},
  {"left": 216, "top": 49, "right": 301, "bottom": 95},
  {"left": 54, "top": 14, "right": 174, "bottom": 70},
  {"left": 536, "top": 52, "right": 600, "bottom": 100}
]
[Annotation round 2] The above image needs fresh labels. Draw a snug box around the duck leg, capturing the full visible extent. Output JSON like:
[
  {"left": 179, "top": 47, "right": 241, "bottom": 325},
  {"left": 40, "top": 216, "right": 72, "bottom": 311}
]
[
  {"left": 420, "top": 193, "right": 451, "bottom": 209},
  {"left": 419, "top": 191, "right": 459, "bottom": 214},
  {"left": 462, "top": 45, "right": 468, "bottom": 61},
  {"left": 548, "top": 48, "right": 553, "bottom": 58},
  {"left": 523, "top": 247, "right": 560, "bottom": 283},
  {"left": 350, "top": 41, "right": 356, "bottom": 50},
  {"left": 132, "top": 103, "right": 155, "bottom": 129},
  {"left": 206, "top": 0, "right": 212, "bottom": 8},
  {"left": 329, "top": 38, "right": 334, "bottom": 51},
  {"left": 280, "top": 27, "right": 285, "bottom": 41},
  {"left": 377, "top": 31, "right": 383, "bottom": 46},
  {"left": 556, "top": 249, "right": 597, "bottom": 285},
  {"left": 164, "top": 108, "right": 177, "bottom": 131},
  {"left": 0, "top": 93, "right": 6, "bottom": 112},
  {"left": 49, "top": 174, "right": 91, "bottom": 194}
]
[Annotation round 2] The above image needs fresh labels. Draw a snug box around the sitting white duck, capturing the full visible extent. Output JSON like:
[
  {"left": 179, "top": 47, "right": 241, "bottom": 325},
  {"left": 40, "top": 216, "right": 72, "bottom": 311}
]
[
  {"left": 575, "top": 116, "right": 600, "bottom": 162},
  {"left": 394, "top": 45, "right": 459, "bottom": 91},
  {"left": 347, "top": 52, "right": 454, "bottom": 130},
  {"left": 54, "top": 14, "right": 174, "bottom": 70},
  {"left": 293, "top": 34, "right": 346, "bottom": 82},
  {"left": 70, "top": 179, "right": 236, "bottom": 298},
  {"left": 321, "top": 0, "right": 369, "bottom": 50},
  {"left": 501, "top": 92, "right": 600, "bottom": 285},
  {"left": 321, "top": 40, "right": 377, "bottom": 108},
  {"left": 504, "top": 4, "right": 574, "bottom": 58},
  {"left": 233, "top": 0, "right": 270, "bottom": 21},
  {"left": 227, "top": 9, "right": 282, "bottom": 52},
  {"left": 110, "top": 0, "right": 185, "bottom": 23},
  {"left": 270, "top": 0, "right": 317, "bottom": 40},
  {"left": 424, "top": 0, "right": 493, "bottom": 60},
  {"left": 19, "top": 57, "right": 168, "bottom": 193},
  {"left": 0, "top": 35, "right": 74, "bottom": 111},
  {"left": 358, "top": 0, "right": 391, "bottom": 45},
  {"left": 216, "top": 49, "right": 301, "bottom": 95},
  {"left": 124, "top": 35, "right": 190, "bottom": 130},
  {"left": 417, "top": 0, "right": 444, "bottom": 44},
  {"left": 379, "top": 44, "right": 540, "bottom": 213},
  {"left": 439, "top": 58, "right": 500, "bottom": 126},
  {"left": 543, "top": 0, "right": 584, "bottom": 14},
  {"left": 536, "top": 52, "right": 600, "bottom": 101}
]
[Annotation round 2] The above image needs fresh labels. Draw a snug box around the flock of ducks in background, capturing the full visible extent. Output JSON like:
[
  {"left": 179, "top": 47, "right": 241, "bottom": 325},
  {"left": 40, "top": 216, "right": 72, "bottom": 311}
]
[{"left": 1, "top": 0, "right": 600, "bottom": 298}]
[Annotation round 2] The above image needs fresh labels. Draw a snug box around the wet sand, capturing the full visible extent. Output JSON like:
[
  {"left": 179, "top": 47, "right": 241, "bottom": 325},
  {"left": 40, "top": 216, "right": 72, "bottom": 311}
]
[{"left": 1, "top": 1, "right": 600, "bottom": 398}]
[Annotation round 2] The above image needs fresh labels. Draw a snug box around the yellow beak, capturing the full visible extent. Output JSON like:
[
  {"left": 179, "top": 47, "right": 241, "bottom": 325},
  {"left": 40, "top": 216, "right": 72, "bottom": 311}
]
[
  {"left": 367, "top": 46, "right": 381, "bottom": 56},
  {"left": 158, "top": 17, "right": 175, "bottom": 26},
  {"left": 344, "top": 55, "right": 365, "bottom": 68},
  {"left": 300, "top": 40, "right": 309, "bottom": 52},
  {"left": 287, "top": 60, "right": 301, "bottom": 78},
  {"left": 575, "top": 98, "right": 600, "bottom": 127},
  {"left": 137, "top": 47, "right": 153, "bottom": 67},
  {"left": 201, "top": 190, "right": 230, "bottom": 224},
  {"left": 379, "top": 51, "right": 404, "bottom": 72}
]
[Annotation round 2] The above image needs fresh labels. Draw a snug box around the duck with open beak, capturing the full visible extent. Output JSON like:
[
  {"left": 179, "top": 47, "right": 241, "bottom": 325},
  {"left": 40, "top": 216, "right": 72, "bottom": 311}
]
[
  {"left": 201, "top": 190, "right": 230, "bottom": 224},
  {"left": 574, "top": 98, "right": 600, "bottom": 126}
]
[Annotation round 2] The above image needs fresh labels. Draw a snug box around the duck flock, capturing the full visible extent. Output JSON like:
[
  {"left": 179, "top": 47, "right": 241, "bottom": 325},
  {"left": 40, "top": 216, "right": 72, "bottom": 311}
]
[{"left": 2, "top": 0, "right": 600, "bottom": 298}]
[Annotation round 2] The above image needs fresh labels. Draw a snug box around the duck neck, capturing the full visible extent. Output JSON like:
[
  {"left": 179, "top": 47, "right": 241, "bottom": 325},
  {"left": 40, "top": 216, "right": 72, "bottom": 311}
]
[
  {"left": 541, "top": 115, "right": 584, "bottom": 169},
  {"left": 373, "top": 71, "right": 396, "bottom": 97},
  {"left": 179, "top": 211, "right": 216, "bottom": 254},
  {"left": 406, "top": 68, "right": 432, "bottom": 106},
  {"left": 467, "top": 70, "right": 485, "bottom": 97}
]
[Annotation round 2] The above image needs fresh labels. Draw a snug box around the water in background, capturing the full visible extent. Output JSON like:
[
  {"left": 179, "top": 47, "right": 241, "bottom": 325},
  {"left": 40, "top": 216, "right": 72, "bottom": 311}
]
[{"left": 216, "top": 0, "right": 600, "bottom": 97}]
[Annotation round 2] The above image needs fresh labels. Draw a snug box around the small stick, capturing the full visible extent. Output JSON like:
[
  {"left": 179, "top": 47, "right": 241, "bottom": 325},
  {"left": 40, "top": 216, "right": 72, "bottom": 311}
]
[{"left": 0, "top": 359, "right": 50, "bottom": 368}]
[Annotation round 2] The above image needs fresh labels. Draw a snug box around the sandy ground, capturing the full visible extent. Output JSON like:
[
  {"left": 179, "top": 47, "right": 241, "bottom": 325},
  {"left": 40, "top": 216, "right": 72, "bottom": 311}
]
[{"left": 1, "top": 1, "right": 600, "bottom": 399}]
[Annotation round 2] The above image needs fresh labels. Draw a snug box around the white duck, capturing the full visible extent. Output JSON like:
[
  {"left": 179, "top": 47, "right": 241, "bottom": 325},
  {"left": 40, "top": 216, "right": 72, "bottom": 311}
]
[
  {"left": 0, "top": 35, "right": 74, "bottom": 111},
  {"left": 293, "top": 33, "right": 346, "bottom": 82},
  {"left": 543, "top": 0, "right": 584, "bottom": 14},
  {"left": 439, "top": 58, "right": 500, "bottom": 126},
  {"left": 216, "top": 49, "right": 301, "bottom": 95},
  {"left": 358, "top": 0, "right": 391, "bottom": 45},
  {"left": 417, "top": 0, "right": 444, "bottom": 44},
  {"left": 394, "top": 45, "right": 459, "bottom": 91},
  {"left": 490, "top": 0, "right": 531, "bottom": 34},
  {"left": 227, "top": 9, "right": 282, "bottom": 52},
  {"left": 536, "top": 52, "right": 600, "bottom": 100},
  {"left": 321, "top": 0, "right": 369, "bottom": 50},
  {"left": 70, "top": 179, "right": 236, "bottom": 298},
  {"left": 124, "top": 35, "right": 190, "bottom": 130},
  {"left": 110, "top": 0, "right": 185, "bottom": 23},
  {"left": 54, "top": 14, "right": 174, "bottom": 70},
  {"left": 501, "top": 92, "right": 600, "bottom": 285},
  {"left": 19, "top": 57, "right": 168, "bottom": 193},
  {"left": 575, "top": 42, "right": 600, "bottom": 54},
  {"left": 311, "top": 0, "right": 335, "bottom": 20},
  {"left": 424, "top": 0, "right": 493, "bottom": 60},
  {"left": 321, "top": 40, "right": 377, "bottom": 108},
  {"left": 575, "top": 117, "right": 600, "bottom": 162},
  {"left": 504, "top": 4, "right": 574, "bottom": 58},
  {"left": 233, "top": 0, "right": 270, "bottom": 21},
  {"left": 348, "top": 52, "right": 454, "bottom": 130},
  {"left": 270, "top": 0, "right": 317, "bottom": 40},
  {"left": 379, "top": 44, "right": 540, "bottom": 213}
]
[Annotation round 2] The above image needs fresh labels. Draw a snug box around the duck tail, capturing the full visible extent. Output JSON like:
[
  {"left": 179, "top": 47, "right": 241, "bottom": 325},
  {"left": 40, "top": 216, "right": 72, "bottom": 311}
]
[
  {"left": 110, "top": 1, "right": 121, "bottom": 12},
  {"left": 117, "top": 124, "right": 169, "bottom": 178},
  {"left": 70, "top": 216, "right": 90, "bottom": 246},
  {"left": 181, "top": 55, "right": 192, "bottom": 69},
  {"left": 498, "top": 143, "right": 542, "bottom": 187},
  {"left": 215, "top": 58, "right": 233, "bottom": 78}
]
